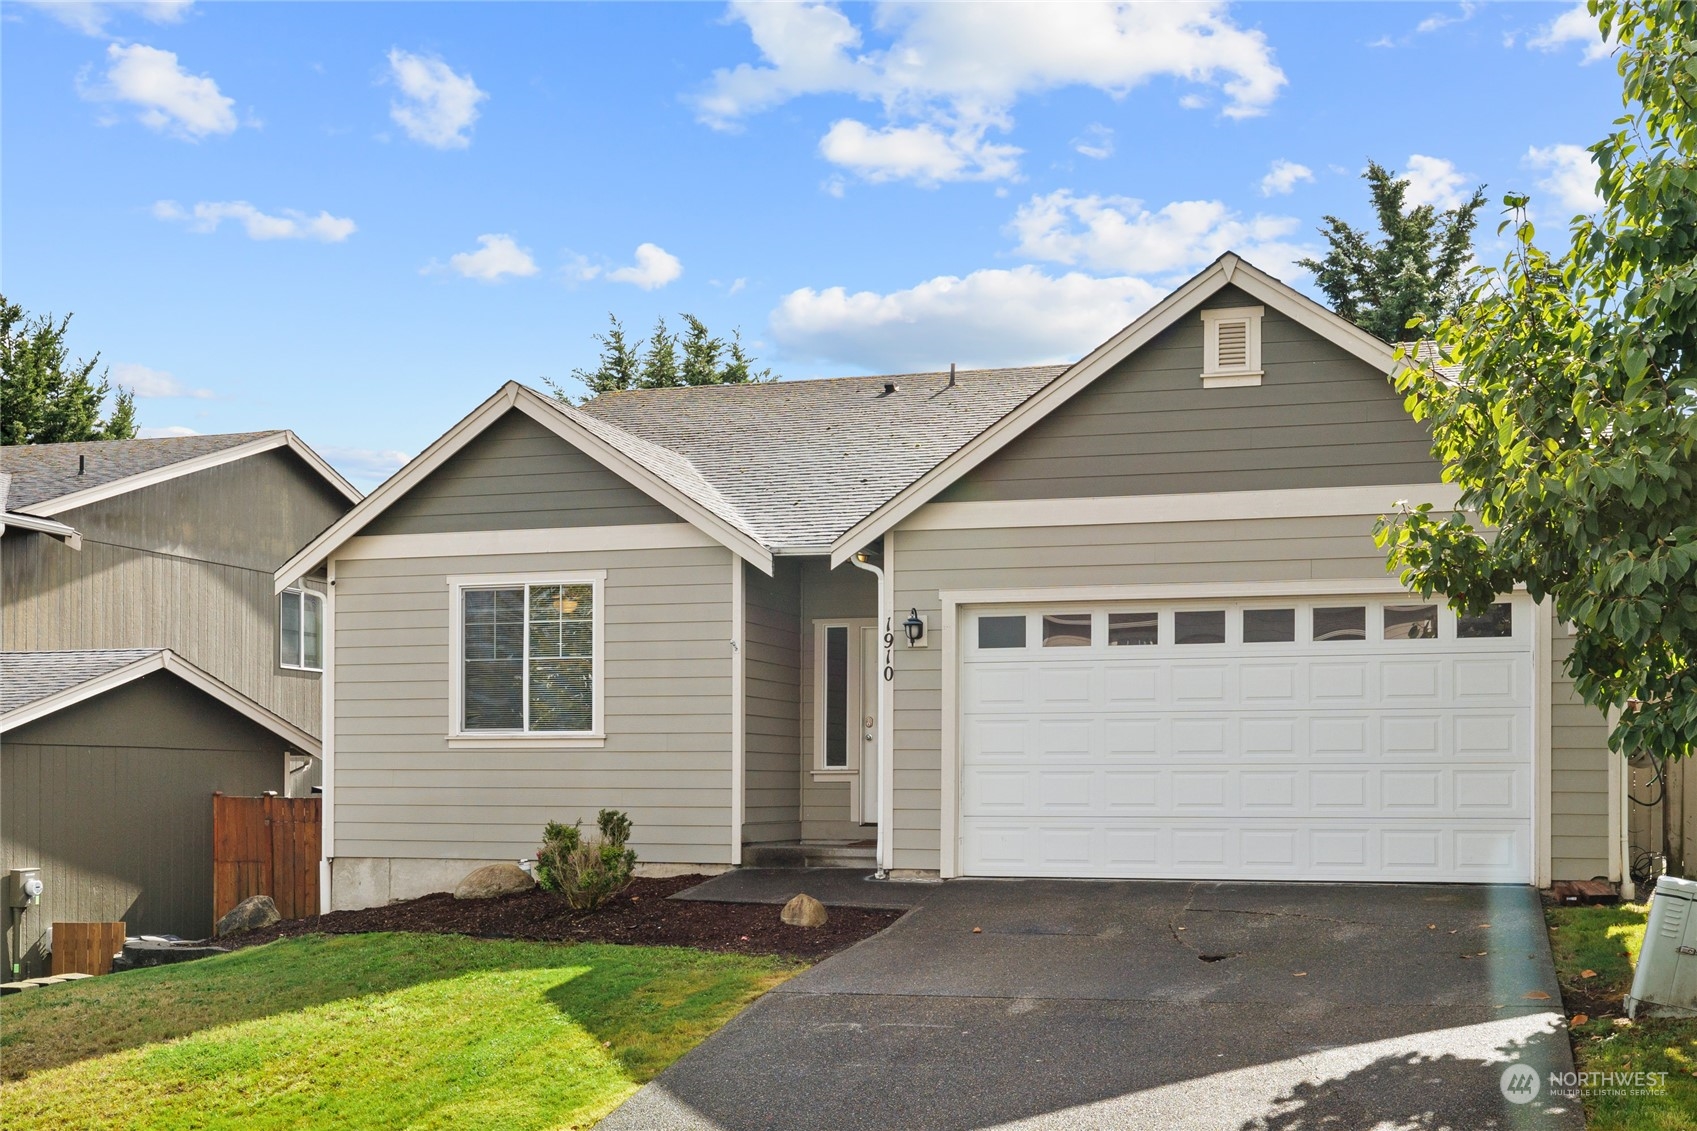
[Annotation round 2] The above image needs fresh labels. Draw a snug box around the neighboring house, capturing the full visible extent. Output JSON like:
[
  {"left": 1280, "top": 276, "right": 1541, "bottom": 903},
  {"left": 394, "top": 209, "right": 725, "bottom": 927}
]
[
  {"left": 278, "top": 254, "right": 1622, "bottom": 910},
  {"left": 0, "top": 432, "right": 360, "bottom": 972}
]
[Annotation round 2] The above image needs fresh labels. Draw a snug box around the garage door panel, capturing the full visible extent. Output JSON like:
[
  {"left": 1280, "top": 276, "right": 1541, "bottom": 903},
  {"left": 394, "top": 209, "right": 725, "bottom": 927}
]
[{"left": 959, "top": 596, "right": 1533, "bottom": 883}]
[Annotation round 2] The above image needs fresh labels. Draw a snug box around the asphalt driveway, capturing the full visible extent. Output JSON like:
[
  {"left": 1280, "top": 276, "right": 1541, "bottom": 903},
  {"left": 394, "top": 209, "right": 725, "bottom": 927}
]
[{"left": 598, "top": 872, "right": 1582, "bottom": 1131}]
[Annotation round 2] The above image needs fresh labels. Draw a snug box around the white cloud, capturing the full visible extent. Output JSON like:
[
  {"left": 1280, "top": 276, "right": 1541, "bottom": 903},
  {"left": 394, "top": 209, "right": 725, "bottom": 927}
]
[
  {"left": 1259, "top": 159, "right": 1314, "bottom": 196},
  {"left": 1400, "top": 153, "right": 1473, "bottom": 210},
  {"left": 444, "top": 234, "right": 538, "bottom": 282},
  {"left": 819, "top": 119, "right": 1020, "bottom": 184},
  {"left": 153, "top": 199, "right": 356, "bottom": 242},
  {"left": 318, "top": 445, "right": 410, "bottom": 487},
  {"left": 110, "top": 362, "right": 212, "bottom": 399},
  {"left": 1529, "top": 2, "right": 1612, "bottom": 62},
  {"left": 137, "top": 425, "right": 199, "bottom": 438},
  {"left": 23, "top": 0, "right": 190, "bottom": 36},
  {"left": 81, "top": 43, "right": 236, "bottom": 139},
  {"left": 1072, "top": 123, "right": 1114, "bottom": 160},
  {"left": 606, "top": 243, "right": 683, "bottom": 290},
  {"left": 771, "top": 266, "right": 1162, "bottom": 371},
  {"left": 1009, "top": 190, "right": 1309, "bottom": 279},
  {"left": 1415, "top": 2, "right": 1475, "bottom": 35},
  {"left": 1526, "top": 143, "right": 1604, "bottom": 213},
  {"left": 386, "top": 48, "right": 487, "bottom": 149},
  {"left": 697, "top": 1, "right": 1285, "bottom": 184}
]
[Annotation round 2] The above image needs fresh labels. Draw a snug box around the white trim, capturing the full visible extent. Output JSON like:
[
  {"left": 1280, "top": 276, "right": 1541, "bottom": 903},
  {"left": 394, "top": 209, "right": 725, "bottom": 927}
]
[
  {"left": 880, "top": 529, "right": 897, "bottom": 870},
  {"left": 446, "top": 570, "right": 607, "bottom": 741},
  {"left": 829, "top": 253, "right": 1400, "bottom": 566},
  {"left": 0, "top": 511, "right": 82, "bottom": 549},
  {"left": 278, "top": 587, "right": 325, "bottom": 672},
  {"left": 1200, "top": 304, "right": 1263, "bottom": 384},
  {"left": 276, "top": 383, "right": 771, "bottom": 593},
  {"left": 321, "top": 559, "right": 336, "bottom": 913},
  {"left": 905, "top": 484, "right": 1464, "bottom": 533},
  {"left": 1610, "top": 705, "right": 1634, "bottom": 899},
  {"left": 939, "top": 577, "right": 1434, "bottom": 608},
  {"left": 730, "top": 556, "right": 745, "bottom": 866},
  {"left": 0, "top": 649, "right": 320, "bottom": 755},
  {"left": 335, "top": 523, "right": 714, "bottom": 562},
  {"left": 1533, "top": 596, "right": 1554, "bottom": 888},
  {"left": 446, "top": 735, "right": 607, "bottom": 749},
  {"left": 940, "top": 590, "right": 960, "bottom": 878},
  {"left": 21, "top": 431, "right": 360, "bottom": 518}
]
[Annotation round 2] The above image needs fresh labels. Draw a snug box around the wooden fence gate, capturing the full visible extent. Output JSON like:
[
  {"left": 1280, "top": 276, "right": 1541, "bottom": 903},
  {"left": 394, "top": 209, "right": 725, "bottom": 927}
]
[{"left": 213, "top": 793, "right": 320, "bottom": 923}]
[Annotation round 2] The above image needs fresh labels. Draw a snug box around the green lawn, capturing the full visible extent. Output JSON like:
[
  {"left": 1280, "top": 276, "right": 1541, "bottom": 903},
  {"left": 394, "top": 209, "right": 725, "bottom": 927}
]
[
  {"left": 1546, "top": 902, "right": 1697, "bottom": 1131},
  {"left": 1, "top": 933, "right": 797, "bottom": 1130}
]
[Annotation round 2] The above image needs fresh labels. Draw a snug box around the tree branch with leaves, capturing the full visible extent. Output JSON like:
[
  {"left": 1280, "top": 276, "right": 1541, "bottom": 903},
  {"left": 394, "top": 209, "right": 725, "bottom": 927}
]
[
  {"left": 550, "top": 313, "right": 773, "bottom": 403},
  {"left": 1, "top": 296, "right": 137, "bottom": 445}
]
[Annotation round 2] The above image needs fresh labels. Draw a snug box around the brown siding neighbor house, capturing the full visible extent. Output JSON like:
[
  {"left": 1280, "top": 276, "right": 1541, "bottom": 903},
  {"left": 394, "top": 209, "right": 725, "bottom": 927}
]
[
  {"left": 278, "top": 254, "right": 1622, "bottom": 910},
  {"left": 0, "top": 432, "right": 359, "bottom": 973}
]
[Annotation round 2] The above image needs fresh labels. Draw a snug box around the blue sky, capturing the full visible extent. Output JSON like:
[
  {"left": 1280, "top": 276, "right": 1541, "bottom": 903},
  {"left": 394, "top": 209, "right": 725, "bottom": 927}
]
[{"left": 3, "top": 1, "right": 1619, "bottom": 487}]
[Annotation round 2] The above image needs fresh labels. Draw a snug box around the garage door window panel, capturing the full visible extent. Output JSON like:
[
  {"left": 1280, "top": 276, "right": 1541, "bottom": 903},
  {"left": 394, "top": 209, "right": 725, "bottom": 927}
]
[
  {"left": 1385, "top": 604, "right": 1440, "bottom": 640},
  {"left": 1175, "top": 610, "right": 1226, "bottom": 645},
  {"left": 1243, "top": 608, "right": 1295, "bottom": 644},
  {"left": 1313, "top": 606, "right": 1367, "bottom": 642},
  {"left": 1043, "top": 613, "right": 1092, "bottom": 647},
  {"left": 1109, "top": 611, "right": 1159, "bottom": 646},
  {"left": 1458, "top": 602, "right": 1514, "bottom": 639},
  {"left": 978, "top": 614, "right": 1027, "bottom": 650}
]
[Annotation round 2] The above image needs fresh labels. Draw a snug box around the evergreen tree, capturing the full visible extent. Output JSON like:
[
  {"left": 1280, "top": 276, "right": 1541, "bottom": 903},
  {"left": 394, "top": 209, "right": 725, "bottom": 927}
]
[
  {"left": 1, "top": 295, "right": 138, "bottom": 445},
  {"left": 557, "top": 314, "right": 641, "bottom": 399},
  {"left": 678, "top": 314, "right": 724, "bottom": 386},
  {"left": 552, "top": 312, "right": 775, "bottom": 402},
  {"left": 1297, "top": 162, "right": 1487, "bottom": 342},
  {"left": 639, "top": 317, "right": 679, "bottom": 389}
]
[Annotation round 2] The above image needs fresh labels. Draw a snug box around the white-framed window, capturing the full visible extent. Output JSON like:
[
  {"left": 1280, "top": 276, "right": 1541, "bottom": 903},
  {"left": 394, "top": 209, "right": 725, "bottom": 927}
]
[
  {"left": 1200, "top": 305, "right": 1264, "bottom": 387},
  {"left": 278, "top": 587, "right": 325, "bottom": 672},
  {"left": 448, "top": 571, "right": 605, "bottom": 739},
  {"left": 812, "top": 619, "right": 875, "bottom": 774}
]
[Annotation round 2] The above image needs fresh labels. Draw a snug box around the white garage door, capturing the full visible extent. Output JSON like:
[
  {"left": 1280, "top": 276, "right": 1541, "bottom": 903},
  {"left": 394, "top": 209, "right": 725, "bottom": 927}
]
[{"left": 959, "top": 595, "right": 1532, "bottom": 882}]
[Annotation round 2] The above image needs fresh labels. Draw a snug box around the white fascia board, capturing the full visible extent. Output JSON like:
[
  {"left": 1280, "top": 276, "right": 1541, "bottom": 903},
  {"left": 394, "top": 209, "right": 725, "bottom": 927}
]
[
  {"left": 23, "top": 432, "right": 361, "bottom": 519},
  {"left": 904, "top": 483, "right": 1463, "bottom": 532},
  {"left": 336, "top": 523, "right": 716, "bottom": 561},
  {"left": 1, "top": 511, "right": 82, "bottom": 549},
  {"left": 0, "top": 649, "right": 320, "bottom": 756},
  {"left": 828, "top": 253, "right": 1403, "bottom": 566}
]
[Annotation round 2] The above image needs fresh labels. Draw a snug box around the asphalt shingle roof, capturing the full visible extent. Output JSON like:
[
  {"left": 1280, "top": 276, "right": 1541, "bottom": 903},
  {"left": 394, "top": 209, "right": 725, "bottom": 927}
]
[
  {"left": 0, "top": 649, "right": 162, "bottom": 714},
  {"left": 0, "top": 433, "right": 278, "bottom": 511},
  {"left": 572, "top": 367, "right": 1065, "bottom": 550}
]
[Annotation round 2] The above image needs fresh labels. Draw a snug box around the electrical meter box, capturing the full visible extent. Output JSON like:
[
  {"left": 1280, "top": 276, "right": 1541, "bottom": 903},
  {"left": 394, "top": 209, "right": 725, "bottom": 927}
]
[
  {"left": 1627, "top": 874, "right": 1697, "bottom": 1019},
  {"left": 7, "top": 868, "right": 43, "bottom": 909}
]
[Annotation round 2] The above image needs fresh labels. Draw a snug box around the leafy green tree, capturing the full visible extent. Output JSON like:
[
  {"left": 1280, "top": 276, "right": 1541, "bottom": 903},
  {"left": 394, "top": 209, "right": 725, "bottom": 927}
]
[
  {"left": 1, "top": 296, "right": 137, "bottom": 445},
  {"left": 551, "top": 312, "right": 773, "bottom": 402},
  {"left": 1297, "top": 162, "right": 1487, "bottom": 342},
  {"left": 1377, "top": 0, "right": 1697, "bottom": 772}
]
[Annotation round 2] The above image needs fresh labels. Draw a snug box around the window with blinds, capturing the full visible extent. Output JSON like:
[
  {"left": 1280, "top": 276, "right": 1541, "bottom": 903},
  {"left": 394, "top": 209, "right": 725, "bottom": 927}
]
[
  {"left": 460, "top": 580, "right": 597, "bottom": 733},
  {"left": 1200, "top": 305, "right": 1264, "bottom": 386}
]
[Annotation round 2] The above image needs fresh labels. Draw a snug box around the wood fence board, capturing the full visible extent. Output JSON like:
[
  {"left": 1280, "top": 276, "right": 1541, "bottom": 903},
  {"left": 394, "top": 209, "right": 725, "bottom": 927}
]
[
  {"left": 51, "top": 922, "right": 126, "bottom": 976},
  {"left": 213, "top": 794, "right": 319, "bottom": 923}
]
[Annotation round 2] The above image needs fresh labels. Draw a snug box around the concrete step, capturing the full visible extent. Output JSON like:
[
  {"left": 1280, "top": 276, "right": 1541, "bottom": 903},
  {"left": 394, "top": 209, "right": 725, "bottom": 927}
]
[{"left": 743, "top": 841, "right": 877, "bottom": 869}]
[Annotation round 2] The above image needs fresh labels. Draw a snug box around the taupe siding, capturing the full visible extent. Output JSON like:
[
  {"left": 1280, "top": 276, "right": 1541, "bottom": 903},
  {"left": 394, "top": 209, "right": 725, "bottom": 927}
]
[
  {"left": 798, "top": 557, "right": 877, "bottom": 842},
  {"left": 1, "top": 448, "right": 349, "bottom": 734},
  {"left": 332, "top": 543, "right": 735, "bottom": 868},
  {"left": 888, "top": 515, "right": 1612, "bottom": 878},
  {"left": 937, "top": 285, "right": 1440, "bottom": 503},
  {"left": 364, "top": 410, "right": 681, "bottom": 535},
  {"left": 743, "top": 558, "right": 801, "bottom": 844},
  {"left": 1551, "top": 612, "right": 1614, "bottom": 879},
  {"left": 1, "top": 674, "right": 286, "bottom": 977}
]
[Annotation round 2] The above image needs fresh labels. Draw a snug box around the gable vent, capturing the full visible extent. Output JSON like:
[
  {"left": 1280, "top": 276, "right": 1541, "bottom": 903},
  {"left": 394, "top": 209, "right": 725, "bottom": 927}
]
[{"left": 1200, "top": 305, "right": 1265, "bottom": 388}]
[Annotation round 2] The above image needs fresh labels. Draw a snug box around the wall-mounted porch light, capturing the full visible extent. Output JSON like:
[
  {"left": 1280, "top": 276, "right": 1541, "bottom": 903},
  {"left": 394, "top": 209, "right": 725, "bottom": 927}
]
[{"left": 903, "top": 607, "right": 926, "bottom": 646}]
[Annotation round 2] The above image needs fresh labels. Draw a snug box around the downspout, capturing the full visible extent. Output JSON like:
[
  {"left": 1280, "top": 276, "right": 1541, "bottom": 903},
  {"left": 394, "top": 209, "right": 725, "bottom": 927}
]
[{"left": 850, "top": 547, "right": 893, "bottom": 878}]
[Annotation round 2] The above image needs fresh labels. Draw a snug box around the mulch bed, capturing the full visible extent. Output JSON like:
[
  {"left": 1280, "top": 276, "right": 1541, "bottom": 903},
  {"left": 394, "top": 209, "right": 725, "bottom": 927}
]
[{"left": 214, "top": 875, "right": 902, "bottom": 960}]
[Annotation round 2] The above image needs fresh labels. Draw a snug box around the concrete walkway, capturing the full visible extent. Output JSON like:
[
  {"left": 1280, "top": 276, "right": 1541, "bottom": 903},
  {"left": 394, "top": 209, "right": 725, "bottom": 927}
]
[{"left": 599, "top": 874, "right": 1582, "bottom": 1131}]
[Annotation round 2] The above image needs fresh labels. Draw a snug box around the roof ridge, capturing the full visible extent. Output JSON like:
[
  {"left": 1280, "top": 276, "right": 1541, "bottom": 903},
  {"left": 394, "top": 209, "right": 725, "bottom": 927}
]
[{"left": 575, "top": 365, "right": 1070, "bottom": 401}]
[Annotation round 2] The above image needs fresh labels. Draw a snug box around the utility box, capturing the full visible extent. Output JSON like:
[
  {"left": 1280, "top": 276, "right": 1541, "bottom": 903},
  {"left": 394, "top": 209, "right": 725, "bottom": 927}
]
[
  {"left": 7, "top": 868, "right": 43, "bottom": 909},
  {"left": 1627, "top": 874, "right": 1697, "bottom": 1019}
]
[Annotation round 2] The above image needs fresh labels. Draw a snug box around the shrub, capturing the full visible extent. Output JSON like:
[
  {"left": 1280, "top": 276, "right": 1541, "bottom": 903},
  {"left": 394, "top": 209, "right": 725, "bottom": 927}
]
[{"left": 534, "top": 809, "right": 637, "bottom": 910}]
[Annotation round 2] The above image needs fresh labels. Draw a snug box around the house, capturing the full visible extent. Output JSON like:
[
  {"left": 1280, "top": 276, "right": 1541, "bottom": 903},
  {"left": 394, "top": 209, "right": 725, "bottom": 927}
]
[
  {"left": 276, "top": 254, "right": 1621, "bottom": 910},
  {"left": 0, "top": 431, "right": 359, "bottom": 973}
]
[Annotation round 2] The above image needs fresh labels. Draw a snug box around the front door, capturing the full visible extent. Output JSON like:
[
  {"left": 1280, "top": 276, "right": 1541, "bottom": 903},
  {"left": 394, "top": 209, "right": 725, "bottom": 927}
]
[{"left": 860, "top": 624, "right": 879, "bottom": 825}]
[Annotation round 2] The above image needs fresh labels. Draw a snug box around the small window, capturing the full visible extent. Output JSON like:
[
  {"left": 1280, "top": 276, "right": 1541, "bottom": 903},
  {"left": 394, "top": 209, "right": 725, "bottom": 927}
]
[
  {"left": 1313, "top": 606, "right": 1367, "bottom": 641},
  {"left": 1458, "top": 602, "right": 1514, "bottom": 639},
  {"left": 978, "top": 615, "right": 1027, "bottom": 649},
  {"left": 823, "top": 626, "right": 849, "bottom": 768},
  {"left": 1201, "top": 306, "right": 1264, "bottom": 386},
  {"left": 1043, "top": 613, "right": 1092, "bottom": 647},
  {"left": 1175, "top": 610, "right": 1226, "bottom": 644},
  {"left": 279, "top": 588, "right": 324, "bottom": 671},
  {"left": 1243, "top": 608, "right": 1295, "bottom": 643},
  {"left": 1109, "top": 611, "right": 1158, "bottom": 646},
  {"left": 1385, "top": 604, "right": 1439, "bottom": 640},
  {"left": 457, "top": 578, "right": 599, "bottom": 734}
]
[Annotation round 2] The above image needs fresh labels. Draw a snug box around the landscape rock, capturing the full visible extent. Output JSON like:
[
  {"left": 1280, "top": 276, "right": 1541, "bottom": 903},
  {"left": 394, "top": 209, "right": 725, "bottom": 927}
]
[
  {"left": 454, "top": 863, "right": 536, "bottom": 900},
  {"left": 781, "top": 892, "right": 829, "bottom": 928},
  {"left": 215, "top": 895, "right": 280, "bottom": 937}
]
